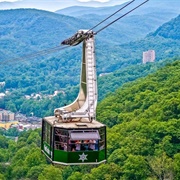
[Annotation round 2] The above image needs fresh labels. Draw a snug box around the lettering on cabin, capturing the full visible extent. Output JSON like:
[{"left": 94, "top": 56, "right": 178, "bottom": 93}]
[{"left": 44, "top": 144, "right": 52, "bottom": 157}]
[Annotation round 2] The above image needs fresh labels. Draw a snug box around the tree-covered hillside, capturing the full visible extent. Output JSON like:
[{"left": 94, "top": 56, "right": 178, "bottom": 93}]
[
  {"left": 150, "top": 15, "right": 180, "bottom": 40},
  {"left": 0, "top": 9, "right": 89, "bottom": 60},
  {"left": 97, "top": 60, "right": 180, "bottom": 179},
  {"left": 0, "top": 9, "right": 180, "bottom": 117},
  {"left": 98, "top": 12, "right": 180, "bottom": 99},
  {"left": 97, "top": 60, "right": 180, "bottom": 127},
  {"left": 98, "top": 56, "right": 179, "bottom": 101},
  {"left": 0, "top": 60, "right": 180, "bottom": 180}
]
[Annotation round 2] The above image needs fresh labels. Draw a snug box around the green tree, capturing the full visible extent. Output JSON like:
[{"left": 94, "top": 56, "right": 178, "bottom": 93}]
[
  {"left": 0, "top": 128, "right": 5, "bottom": 135},
  {"left": 11, "top": 165, "right": 28, "bottom": 180},
  {"left": 82, "top": 163, "right": 121, "bottom": 180},
  {"left": 26, "top": 131, "right": 41, "bottom": 146},
  {"left": 173, "top": 153, "right": 180, "bottom": 180},
  {"left": 24, "top": 148, "right": 46, "bottom": 168},
  {"left": 8, "top": 140, "right": 17, "bottom": 158},
  {"left": 38, "top": 165, "right": 63, "bottom": 180},
  {"left": 11, "top": 147, "right": 30, "bottom": 167},
  {"left": 26, "top": 165, "right": 47, "bottom": 180},
  {"left": 5, "top": 127, "right": 19, "bottom": 137},
  {"left": 122, "top": 155, "right": 150, "bottom": 180},
  {"left": 67, "top": 172, "right": 83, "bottom": 180},
  {"left": 0, "top": 135, "right": 8, "bottom": 148},
  {"left": 5, "top": 100, "right": 17, "bottom": 112},
  {"left": 0, "top": 149, "right": 9, "bottom": 162},
  {"left": 0, "top": 174, "right": 6, "bottom": 180},
  {"left": 149, "top": 152, "right": 173, "bottom": 180},
  {"left": 108, "top": 148, "right": 128, "bottom": 166}
]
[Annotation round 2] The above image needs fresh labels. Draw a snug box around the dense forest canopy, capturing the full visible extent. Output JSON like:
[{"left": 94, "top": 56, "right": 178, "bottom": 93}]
[{"left": 0, "top": 60, "right": 180, "bottom": 179}]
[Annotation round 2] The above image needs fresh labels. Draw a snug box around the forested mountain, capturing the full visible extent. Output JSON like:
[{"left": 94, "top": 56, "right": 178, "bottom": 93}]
[
  {"left": 0, "top": 2, "right": 179, "bottom": 179},
  {"left": 150, "top": 14, "right": 180, "bottom": 40},
  {"left": 0, "top": 0, "right": 179, "bottom": 62},
  {"left": 98, "top": 14, "right": 180, "bottom": 100},
  {"left": 0, "top": 60, "right": 180, "bottom": 179},
  {"left": 0, "top": 9, "right": 89, "bottom": 60},
  {"left": 0, "top": 9, "right": 180, "bottom": 117}
]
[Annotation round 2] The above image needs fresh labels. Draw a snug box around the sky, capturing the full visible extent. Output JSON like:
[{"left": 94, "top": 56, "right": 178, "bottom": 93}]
[
  {"left": 0, "top": 0, "right": 130, "bottom": 11},
  {"left": 0, "top": 0, "right": 112, "bottom": 2},
  {"left": 78, "top": 0, "right": 110, "bottom": 2}
]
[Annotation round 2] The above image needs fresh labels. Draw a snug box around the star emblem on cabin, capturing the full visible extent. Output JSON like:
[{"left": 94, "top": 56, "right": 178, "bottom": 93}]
[{"left": 79, "top": 152, "right": 88, "bottom": 162}]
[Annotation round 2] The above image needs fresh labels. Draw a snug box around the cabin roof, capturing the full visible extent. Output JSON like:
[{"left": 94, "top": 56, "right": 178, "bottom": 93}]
[{"left": 43, "top": 116, "right": 105, "bottom": 129}]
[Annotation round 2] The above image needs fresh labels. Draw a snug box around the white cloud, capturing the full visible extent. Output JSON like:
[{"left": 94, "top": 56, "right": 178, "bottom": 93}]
[
  {"left": 0, "top": 0, "right": 20, "bottom": 2},
  {"left": 0, "top": 0, "right": 109, "bottom": 2},
  {"left": 78, "top": 0, "right": 110, "bottom": 2}
]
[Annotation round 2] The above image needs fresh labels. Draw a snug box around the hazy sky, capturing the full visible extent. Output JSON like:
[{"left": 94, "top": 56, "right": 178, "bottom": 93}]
[
  {"left": 0, "top": 0, "right": 17, "bottom": 1},
  {"left": 0, "top": 0, "right": 112, "bottom": 2},
  {"left": 78, "top": 0, "right": 110, "bottom": 2},
  {"left": 0, "top": 0, "right": 130, "bottom": 11}
]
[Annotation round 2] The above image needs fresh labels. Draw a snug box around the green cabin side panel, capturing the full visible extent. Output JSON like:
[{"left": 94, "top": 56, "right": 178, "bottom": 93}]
[
  {"left": 53, "top": 150, "right": 103, "bottom": 164},
  {"left": 54, "top": 150, "right": 68, "bottom": 163},
  {"left": 98, "top": 149, "right": 106, "bottom": 161}
]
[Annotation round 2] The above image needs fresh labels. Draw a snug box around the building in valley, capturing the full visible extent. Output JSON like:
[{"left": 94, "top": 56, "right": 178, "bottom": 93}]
[{"left": 143, "top": 50, "right": 155, "bottom": 64}]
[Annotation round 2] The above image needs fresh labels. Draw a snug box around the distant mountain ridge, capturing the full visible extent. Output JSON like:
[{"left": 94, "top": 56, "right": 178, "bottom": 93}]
[
  {"left": 0, "top": 0, "right": 129, "bottom": 12},
  {"left": 56, "top": 0, "right": 180, "bottom": 17},
  {"left": 55, "top": 4, "right": 126, "bottom": 16}
]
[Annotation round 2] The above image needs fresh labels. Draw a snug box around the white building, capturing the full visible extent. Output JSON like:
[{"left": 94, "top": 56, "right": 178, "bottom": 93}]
[
  {"left": 0, "top": 109, "right": 15, "bottom": 121},
  {"left": 143, "top": 50, "right": 155, "bottom": 64}
]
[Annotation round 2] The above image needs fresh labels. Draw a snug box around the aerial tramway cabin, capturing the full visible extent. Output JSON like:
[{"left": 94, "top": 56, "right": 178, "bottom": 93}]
[
  {"left": 41, "top": 117, "right": 106, "bottom": 165},
  {"left": 41, "top": 30, "right": 107, "bottom": 165}
]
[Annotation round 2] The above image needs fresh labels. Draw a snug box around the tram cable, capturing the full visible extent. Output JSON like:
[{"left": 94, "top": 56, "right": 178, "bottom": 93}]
[
  {"left": 0, "top": 44, "right": 70, "bottom": 66},
  {"left": 95, "top": 0, "right": 149, "bottom": 35},
  {"left": 88, "top": 0, "right": 135, "bottom": 32}
]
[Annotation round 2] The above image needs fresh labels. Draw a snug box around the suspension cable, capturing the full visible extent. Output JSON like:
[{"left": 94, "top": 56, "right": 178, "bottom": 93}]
[
  {"left": 95, "top": 0, "right": 149, "bottom": 35},
  {"left": 88, "top": 0, "right": 135, "bottom": 32},
  {"left": 0, "top": 45, "right": 70, "bottom": 66}
]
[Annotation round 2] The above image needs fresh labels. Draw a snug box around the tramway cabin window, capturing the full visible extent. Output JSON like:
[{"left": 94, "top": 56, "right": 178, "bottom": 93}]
[
  {"left": 52, "top": 128, "right": 105, "bottom": 152},
  {"left": 99, "top": 127, "right": 106, "bottom": 150},
  {"left": 42, "top": 120, "right": 51, "bottom": 145},
  {"left": 54, "top": 128, "right": 68, "bottom": 151}
]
